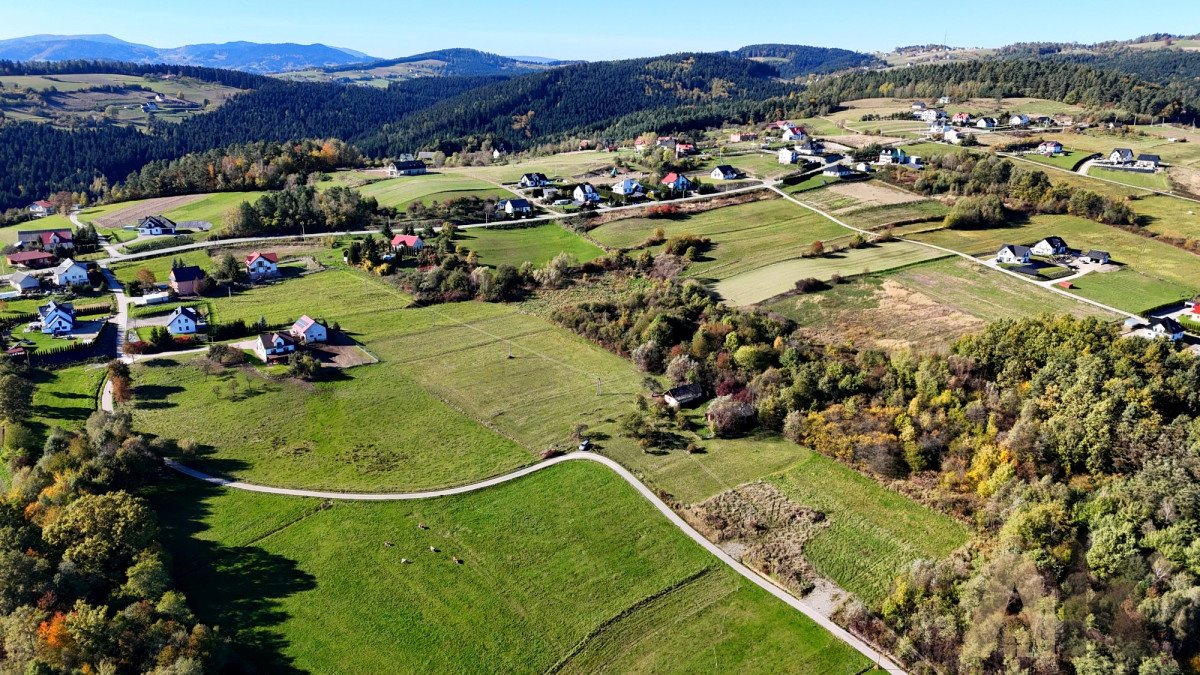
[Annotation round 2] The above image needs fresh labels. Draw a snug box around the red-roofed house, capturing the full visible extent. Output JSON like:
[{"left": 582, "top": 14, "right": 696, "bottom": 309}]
[
  {"left": 660, "top": 173, "right": 692, "bottom": 193},
  {"left": 391, "top": 234, "right": 426, "bottom": 252},
  {"left": 245, "top": 252, "right": 279, "bottom": 280},
  {"left": 27, "top": 200, "right": 54, "bottom": 217},
  {"left": 17, "top": 229, "right": 73, "bottom": 249},
  {"left": 6, "top": 251, "right": 56, "bottom": 268},
  {"left": 674, "top": 143, "right": 696, "bottom": 157},
  {"left": 290, "top": 315, "right": 328, "bottom": 344},
  {"left": 781, "top": 127, "right": 807, "bottom": 142}
]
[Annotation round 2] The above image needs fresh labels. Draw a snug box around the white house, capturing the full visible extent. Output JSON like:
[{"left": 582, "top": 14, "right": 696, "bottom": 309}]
[
  {"left": 503, "top": 198, "right": 534, "bottom": 216},
  {"left": 878, "top": 148, "right": 908, "bottom": 165},
  {"left": 1136, "top": 154, "right": 1161, "bottom": 170},
  {"left": 944, "top": 129, "right": 963, "bottom": 145},
  {"left": 1108, "top": 148, "right": 1135, "bottom": 164},
  {"left": 254, "top": 332, "right": 296, "bottom": 362},
  {"left": 573, "top": 184, "right": 601, "bottom": 203},
  {"left": 386, "top": 160, "right": 427, "bottom": 176},
  {"left": 291, "top": 315, "right": 328, "bottom": 344},
  {"left": 166, "top": 306, "right": 202, "bottom": 335},
  {"left": 9, "top": 272, "right": 39, "bottom": 293},
  {"left": 663, "top": 383, "right": 704, "bottom": 409},
  {"left": 976, "top": 117, "right": 997, "bottom": 129},
  {"left": 1031, "top": 236, "right": 1068, "bottom": 256},
  {"left": 27, "top": 200, "right": 54, "bottom": 217},
  {"left": 52, "top": 259, "right": 88, "bottom": 287},
  {"left": 1009, "top": 114, "right": 1030, "bottom": 127},
  {"left": 1148, "top": 317, "right": 1185, "bottom": 341},
  {"left": 1037, "top": 140, "right": 1063, "bottom": 156},
  {"left": 245, "top": 252, "right": 280, "bottom": 280},
  {"left": 659, "top": 173, "right": 691, "bottom": 193},
  {"left": 710, "top": 165, "right": 739, "bottom": 181},
  {"left": 519, "top": 173, "right": 550, "bottom": 188},
  {"left": 781, "top": 127, "right": 807, "bottom": 142},
  {"left": 822, "top": 164, "right": 853, "bottom": 178},
  {"left": 996, "top": 244, "right": 1032, "bottom": 265},
  {"left": 138, "top": 215, "right": 177, "bottom": 236},
  {"left": 38, "top": 300, "right": 74, "bottom": 335},
  {"left": 1080, "top": 249, "right": 1110, "bottom": 264},
  {"left": 611, "top": 179, "right": 644, "bottom": 196},
  {"left": 390, "top": 234, "right": 425, "bottom": 252},
  {"left": 919, "top": 109, "right": 945, "bottom": 123},
  {"left": 778, "top": 148, "right": 799, "bottom": 164}
]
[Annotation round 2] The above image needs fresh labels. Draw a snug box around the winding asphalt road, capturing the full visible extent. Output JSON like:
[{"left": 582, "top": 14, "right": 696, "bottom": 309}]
[{"left": 162, "top": 453, "right": 903, "bottom": 673}]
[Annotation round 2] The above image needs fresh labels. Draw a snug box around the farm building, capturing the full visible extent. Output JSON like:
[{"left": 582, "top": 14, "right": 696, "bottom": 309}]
[
  {"left": 52, "top": 259, "right": 89, "bottom": 287},
  {"left": 390, "top": 234, "right": 426, "bottom": 252},
  {"left": 17, "top": 229, "right": 73, "bottom": 249},
  {"left": 6, "top": 250, "right": 55, "bottom": 268},
  {"left": 710, "top": 165, "right": 739, "bottom": 181},
  {"left": 169, "top": 266, "right": 205, "bottom": 296},
  {"left": 996, "top": 244, "right": 1032, "bottom": 265},
  {"left": 9, "top": 272, "right": 40, "bottom": 293},
  {"left": 664, "top": 383, "right": 705, "bottom": 409},
  {"left": 245, "top": 252, "right": 280, "bottom": 280},
  {"left": 291, "top": 315, "right": 328, "bottom": 344},
  {"left": 1031, "top": 236, "right": 1068, "bottom": 256},
  {"left": 27, "top": 200, "right": 54, "bottom": 217},
  {"left": 166, "top": 306, "right": 202, "bottom": 335},
  {"left": 387, "top": 160, "right": 427, "bottom": 176},
  {"left": 138, "top": 215, "right": 177, "bottom": 236},
  {"left": 254, "top": 332, "right": 296, "bottom": 362},
  {"left": 37, "top": 300, "right": 74, "bottom": 335},
  {"left": 519, "top": 173, "right": 550, "bottom": 188}
]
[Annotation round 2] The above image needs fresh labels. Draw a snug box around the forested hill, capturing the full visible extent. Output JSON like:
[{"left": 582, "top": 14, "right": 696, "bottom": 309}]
[
  {"left": 358, "top": 53, "right": 794, "bottom": 156},
  {"left": 322, "top": 48, "right": 550, "bottom": 77},
  {"left": 730, "top": 44, "right": 883, "bottom": 78},
  {"left": 1044, "top": 49, "right": 1200, "bottom": 88},
  {"left": 806, "top": 60, "right": 1200, "bottom": 120}
]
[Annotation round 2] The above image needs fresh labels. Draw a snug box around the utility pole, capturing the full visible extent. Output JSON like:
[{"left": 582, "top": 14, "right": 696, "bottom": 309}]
[{"left": 595, "top": 377, "right": 602, "bottom": 396}]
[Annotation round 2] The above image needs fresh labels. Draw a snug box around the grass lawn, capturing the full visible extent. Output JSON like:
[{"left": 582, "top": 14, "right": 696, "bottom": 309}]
[
  {"left": 1133, "top": 194, "right": 1200, "bottom": 241},
  {"left": 456, "top": 224, "right": 605, "bottom": 268},
  {"left": 784, "top": 174, "right": 841, "bottom": 194},
  {"left": 354, "top": 172, "right": 509, "bottom": 210},
  {"left": 713, "top": 242, "right": 948, "bottom": 305},
  {"left": 162, "top": 191, "right": 269, "bottom": 235},
  {"left": 29, "top": 365, "right": 106, "bottom": 443},
  {"left": 152, "top": 462, "right": 870, "bottom": 673},
  {"left": 772, "top": 451, "right": 970, "bottom": 606},
  {"left": 714, "top": 151, "right": 797, "bottom": 179},
  {"left": 590, "top": 198, "right": 852, "bottom": 282},
  {"left": 1087, "top": 166, "right": 1171, "bottom": 190},
  {"left": 445, "top": 151, "right": 627, "bottom": 184},
  {"left": 909, "top": 215, "right": 1200, "bottom": 313},
  {"left": 1062, "top": 268, "right": 1196, "bottom": 312},
  {"left": 112, "top": 249, "right": 212, "bottom": 287},
  {"left": 1019, "top": 151, "right": 1088, "bottom": 171},
  {"left": 839, "top": 201, "right": 949, "bottom": 229}
]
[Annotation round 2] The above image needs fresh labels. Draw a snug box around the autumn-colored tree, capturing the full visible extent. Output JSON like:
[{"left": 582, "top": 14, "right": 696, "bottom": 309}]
[
  {"left": 809, "top": 240, "right": 825, "bottom": 256},
  {"left": 135, "top": 268, "right": 156, "bottom": 286}
]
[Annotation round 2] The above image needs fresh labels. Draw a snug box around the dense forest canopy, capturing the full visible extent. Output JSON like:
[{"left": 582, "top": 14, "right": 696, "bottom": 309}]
[{"left": 729, "top": 44, "right": 884, "bottom": 78}]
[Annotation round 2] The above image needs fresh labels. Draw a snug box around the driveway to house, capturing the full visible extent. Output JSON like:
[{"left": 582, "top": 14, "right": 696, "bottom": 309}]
[
  {"left": 71, "top": 209, "right": 123, "bottom": 258},
  {"left": 1075, "top": 157, "right": 1099, "bottom": 177},
  {"left": 156, "top": 452, "right": 904, "bottom": 673}
]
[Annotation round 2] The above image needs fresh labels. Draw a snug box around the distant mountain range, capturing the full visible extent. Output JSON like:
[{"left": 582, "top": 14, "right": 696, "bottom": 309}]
[{"left": 0, "top": 34, "right": 377, "bottom": 74}]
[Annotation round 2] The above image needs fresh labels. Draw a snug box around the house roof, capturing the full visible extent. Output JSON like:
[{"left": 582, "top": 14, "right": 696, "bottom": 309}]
[
  {"left": 661, "top": 172, "right": 687, "bottom": 185},
  {"left": 53, "top": 258, "right": 84, "bottom": 275},
  {"left": 168, "top": 306, "right": 201, "bottom": 323},
  {"left": 38, "top": 300, "right": 73, "bottom": 319},
  {"left": 292, "top": 315, "right": 321, "bottom": 333},
  {"left": 1038, "top": 236, "right": 1067, "bottom": 248},
  {"left": 1112, "top": 148, "right": 1134, "bottom": 158},
  {"left": 713, "top": 165, "right": 737, "bottom": 175},
  {"left": 170, "top": 265, "right": 205, "bottom": 283},
  {"left": 10, "top": 272, "right": 37, "bottom": 287},
  {"left": 139, "top": 214, "right": 176, "bottom": 229},
  {"left": 1039, "top": 140, "right": 1062, "bottom": 147},
  {"left": 7, "top": 251, "right": 55, "bottom": 264},
  {"left": 391, "top": 234, "right": 422, "bottom": 247},
  {"left": 32, "top": 200, "right": 53, "bottom": 209},
  {"left": 615, "top": 179, "right": 642, "bottom": 191},
  {"left": 257, "top": 332, "right": 295, "bottom": 349},
  {"left": 1085, "top": 249, "right": 1109, "bottom": 258},
  {"left": 1138, "top": 154, "right": 1161, "bottom": 163},
  {"left": 245, "top": 251, "right": 278, "bottom": 266},
  {"left": 1000, "top": 244, "right": 1032, "bottom": 257},
  {"left": 1150, "top": 317, "right": 1184, "bottom": 333},
  {"left": 521, "top": 172, "right": 548, "bottom": 182},
  {"left": 507, "top": 198, "right": 532, "bottom": 209},
  {"left": 18, "top": 229, "right": 72, "bottom": 245},
  {"left": 665, "top": 383, "right": 704, "bottom": 404},
  {"left": 391, "top": 160, "right": 425, "bottom": 170}
]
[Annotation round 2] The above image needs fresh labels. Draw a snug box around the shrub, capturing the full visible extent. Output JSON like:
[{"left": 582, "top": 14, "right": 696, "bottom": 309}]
[{"left": 706, "top": 395, "right": 756, "bottom": 437}]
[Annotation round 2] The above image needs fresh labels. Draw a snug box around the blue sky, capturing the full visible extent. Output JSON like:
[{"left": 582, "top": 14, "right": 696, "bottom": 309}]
[{"left": 2, "top": 0, "right": 1198, "bottom": 60}]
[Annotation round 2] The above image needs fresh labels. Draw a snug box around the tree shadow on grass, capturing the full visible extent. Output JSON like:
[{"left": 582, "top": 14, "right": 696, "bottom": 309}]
[
  {"left": 147, "top": 473, "right": 315, "bottom": 674},
  {"left": 133, "top": 384, "right": 184, "bottom": 409}
]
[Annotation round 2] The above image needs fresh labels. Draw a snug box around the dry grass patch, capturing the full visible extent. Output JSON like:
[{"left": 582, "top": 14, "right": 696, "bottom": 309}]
[{"left": 826, "top": 181, "right": 924, "bottom": 209}]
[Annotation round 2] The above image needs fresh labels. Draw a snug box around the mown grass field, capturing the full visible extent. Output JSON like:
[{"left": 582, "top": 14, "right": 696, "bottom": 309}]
[
  {"left": 839, "top": 200, "right": 949, "bottom": 229},
  {"left": 590, "top": 199, "right": 852, "bottom": 282},
  {"left": 153, "top": 462, "right": 870, "bottom": 673},
  {"left": 1019, "top": 150, "right": 1087, "bottom": 171},
  {"left": 772, "top": 451, "right": 970, "bottom": 606},
  {"left": 1087, "top": 166, "right": 1171, "bottom": 190},
  {"left": 909, "top": 214, "right": 1200, "bottom": 313},
  {"left": 162, "top": 191, "right": 269, "bottom": 234},
  {"left": 354, "top": 172, "right": 510, "bottom": 209},
  {"left": 457, "top": 224, "right": 605, "bottom": 268},
  {"left": 710, "top": 151, "right": 797, "bottom": 179},
  {"left": 446, "top": 151, "right": 629, "bottom": 183},
  {"left": 714, "top": 242, "right": 947, "bottom": 305},
  {"left": 112, "top": 249, "right": 212, "bottom": 286},
  {"left": 29, "top": 365, "right": 106, "bottom": 443}
]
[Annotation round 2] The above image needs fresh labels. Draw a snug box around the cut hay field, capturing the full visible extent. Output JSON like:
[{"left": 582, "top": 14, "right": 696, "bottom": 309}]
[
  {"left": 714, "top": 242, "right": 947, "bottom": 306},
  {"left": 710, "top": 151, "right": 797, "bottom": 179},
  {"left": 909, "top": 215, "right": 1200, "bottom": 314},
  {"left": 772, "top": 452, "right": 970, "bottom": 606},
  {"left": 590, "top": 199, "right": 852, "bottom": 282},
  {"left": 1087, "top": 166, "right": 1171, "bottom": 190},
  {"left": 353, "top": 172, "right": 510, "bottom": 209},
  {"left": 457, "top": 224, "right": 605, "bottom": 268},
  {"left": 153, "top": 462, "right": 870, "bottom": 673}
]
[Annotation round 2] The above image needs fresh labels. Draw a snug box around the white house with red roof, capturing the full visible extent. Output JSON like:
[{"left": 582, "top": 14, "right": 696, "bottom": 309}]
[
  {"left": 781, "top": 127, "right": 807, "bottom": 142},
  {"left": 951, "top": 112, "right": 972, "bottom": 125},
  {"left": 660, "top": 172, "right": 692, "bottom": 193},
  {"left": 290, "top": 315, "right": 328, "bottom": 344},
  {"left": 245, "top": 252, "right": 280, "bottom": 280},
  {"left": 17, "top": 229, "right": 73, "bottom": 249},
  {"left": 27, "top": 200, "right": 54, "bottom": 217},
  {"left": 391, "top": 234, "right": 425, "bottom": 252}
]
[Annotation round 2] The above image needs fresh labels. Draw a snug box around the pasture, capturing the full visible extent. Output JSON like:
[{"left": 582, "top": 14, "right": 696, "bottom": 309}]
[
  {"left": 772, "top": 451, "right": 970, "bottom": 606},
  {"left": 1087, "top": 166, "right": 1171, "bottom": 191},
  {"left": 457, "top": 224, "right": 605, "bottom": 268},
  {"left": 161, "top": 191, "right": 269, "bottom": 234},
  {"left": 153, "top": 462, "right": 870, "bottom": 673},
  {"left": 713, "top": 242, "right": 947, "bottom": 305},
  {"left": 590, "top": 199, "right": 853, "bottom": 282},
  {"left": 28, "top": 365, "right": 106, "bottom": 444},
  {"left": 1018, "top": 150, "right": 1087, "bottom": 172}
]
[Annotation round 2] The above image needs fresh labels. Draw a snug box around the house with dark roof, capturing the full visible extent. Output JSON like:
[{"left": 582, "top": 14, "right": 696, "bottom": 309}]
[
  {"left": 572, "top": 184, "right": 601, "bottom": 203},
  {"left": 290, "top": 315, "right": 328, "bottom": 344},
  {"left": 38, "top": 300, "right": 74, "bottom": 335},
  {"left": 1080, "top": 250, "right": 1110, "bottom": 264},
  {"left": 1136, "top": 154, "right": 1161, "bottom": 170},
  {"left": 387, "top": 160, "right": 427, "bottom": 176},
  {"left": 996, "top": 244, "right": 1032, "bottom": 265},
  {"left": 710, "top": 165, "right": 739, "bottom": 181},
  {"left": 664, "top": 383, "right": 704, "bottom": 409},
  {"left": 166, "top": 306, "right": 202, "bottom": 335},
  {"left": 1149, "top": 317, "right": 1185, "bottom": 341},
  {"left": 823, "top": 164, "right": 854, "bottom": 178},
  {"left": 1108, "top": 148, "right": 1135, "bottom": 164},
  {"left": 169, "top": 266, "right": 205, "bottom": 296},
  {"left": 502, "top": 198, "right": 534, "bottom": 216},
  {"left": 254, "top": 332, "right": 296, "bottom": 362},
  {"left": 519, "top": 173, "right": 550, "bottom": 188},
  {"left": 975, "top": 117, "right": 997, "bottom": 129},
  {"left": 138, "top": 215, "right": 177, "bottom": 236},
  {"left": 1031, "top": 236, "right": 1069, "bottom": 256}
]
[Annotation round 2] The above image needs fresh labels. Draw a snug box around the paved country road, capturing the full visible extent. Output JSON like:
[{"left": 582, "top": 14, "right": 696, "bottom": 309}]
[{"left": 163, "top": 453, "right": 904, "bottom": 673}]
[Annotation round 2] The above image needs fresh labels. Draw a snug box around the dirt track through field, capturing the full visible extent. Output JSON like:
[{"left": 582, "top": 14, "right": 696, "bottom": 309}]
[{"left": 91, "top": 194, "right": 206, "bottom": 229}]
